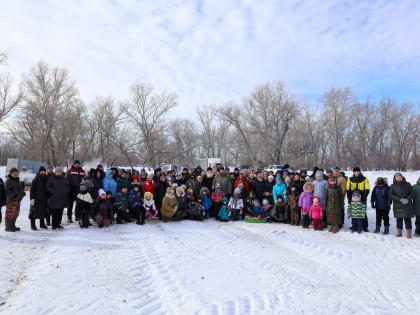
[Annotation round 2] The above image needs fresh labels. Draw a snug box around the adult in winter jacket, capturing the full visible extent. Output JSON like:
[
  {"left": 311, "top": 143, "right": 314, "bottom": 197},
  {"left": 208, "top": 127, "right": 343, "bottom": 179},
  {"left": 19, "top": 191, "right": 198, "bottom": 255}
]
[
  {"left": 412, "top": 177, "right": 420, "bottom": 236},
  {"left": 212, "top": 168, "right": 233, "bottom": 197},
  {"left": 154, "top": 174, "right": 169, "bottom": 216},
  {"left": 0, "top": 177, "right": 5, "bottom": 225},
  {"left": 116, "top": 171, "right": 130, "bottom": 193},
  {"left": 66, "top": 160, "right": 85, "bottom": 222},
  {"left": 47, "top": 168, "right": 70, "bottom": 230},
  {"left": 270, "top": 196, "right": 289, "bottom": 223},
  {"left": 273, "top": 177, "right": 288, "bottom": 202},
  {"left": 371, "top": 177, "right": 392, "bottom": 234},
  {"left": 389, "top": 173, "right": 414, "bottom": 238},
  {"left": 202, "top": 168, "right": 215, "bottom": 192},
  {"left": 29, "top": 166, "right": 49, "bottom": 230},
  {"left": 160, "top": 187, "right": 179, "bottom": 221},
  {"left": 346, "top": 167, "right": 370, "bottom": 231},
  {"left": 264, "top": 176, "right": 275, "bottom": 205},
  {"left": 252, "top": 173, "right": 266, "bottom": 203},
  {"left": 4, "top": 168, "right": 26, "bottom": 232},
  {"left": 103, "top": 170, "right": 117, "bottom": 199},
  {"left": 325, "top": 177, "right": 344, "bottom": 233},
  {"left": 91, "top": 168, "right": 104, "bottom": 199},
  {"left": 333, "top": 168, "right": 347, "bottom": 195}
]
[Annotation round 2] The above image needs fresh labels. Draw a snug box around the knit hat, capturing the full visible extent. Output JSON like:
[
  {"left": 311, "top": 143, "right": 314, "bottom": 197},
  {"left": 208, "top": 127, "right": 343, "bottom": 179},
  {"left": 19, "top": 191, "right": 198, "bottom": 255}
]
[
  {"left": 326, "top": 169, "right": 333, "bottom": 175},
  {"left": 394, "top": 172, "right": 403, "bottom": 178},
  {"left": 353, "top": 167, "right": 361, "bottom": 172},
  {"left": 133, "top": 175, "right": 139, "bottom": 181},
  {"left": 79, "top": 184, "right": 88, "bottom": 193},
  {"left": 98, "top": 189, "right": 106, "bottom": 196},
  {"left": 74, "top": 160, "right": 81, "bottom": 165},
  {"left": 275, "top": 176, "right": 282, "bottom": 182},
  {"left": 38, "top": 166, "right": 46, "bottom": 173},
  {"left": 47, "top": 165, "right": 54, "bottom": 170},
  {"left": 9, "top": 167, "right": 18, "bottom": 174},
  {"left": 144, "top": 192, "right": 153, "bottom": 199},
  {"left": 334, "top": 167, "right": 340, "bottom": 171},
  {"left": 352, "top": 190, "right": 361, "bottom": 198},
  {"left": 55, "top": 167, "right": 63, "bottom": 173},
  {"left": 234, "top": 187, "right": 241, "bottom": 195}
]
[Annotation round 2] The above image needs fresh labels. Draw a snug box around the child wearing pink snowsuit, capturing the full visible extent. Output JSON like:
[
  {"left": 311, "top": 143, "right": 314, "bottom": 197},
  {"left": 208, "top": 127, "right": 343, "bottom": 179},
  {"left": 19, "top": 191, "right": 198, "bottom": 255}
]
[{"left": 309, "top": 196, "right": 324, "bottom": 230}]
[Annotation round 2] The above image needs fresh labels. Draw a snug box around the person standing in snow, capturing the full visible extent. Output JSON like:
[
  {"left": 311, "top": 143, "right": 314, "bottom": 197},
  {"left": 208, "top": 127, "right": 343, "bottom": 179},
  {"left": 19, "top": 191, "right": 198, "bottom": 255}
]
[
  {"left": 75, "top": 183, "right": 94, "bottom": 228},
  {"left": 228, "top": 187, "right": 244, "bottom": 221},
  {"left": 47, "top": 168, "right": 70, "bottom": 230},
  {"left": 66, "top": 160, "right": 85, "bottom": 223},
  {"left": 347, "top": 191, "right": 367, "bottom": 234},
  {"left": 29, "top": 166, "right": 49, "bottom": 230},
  {"left": 309, "top": 196, "right": 324, "bottom": 231},
  {"left": 371, "top": 177, "right": 392, "bottom": 234},
  {"left": 4, "top": 168, "right": 26, "bottom": 232},
  {"left": 346, "top": 167, "right": 370, "bottom": 232},
  {"left": 389, "top": 173, "right": 414, "bottom": 239},
  {"left": 313, "top": 171, "right": 328, "bottom": 228},
  {"left": 325, "top": 177, "right": 344, "bottom": 233},
  {"left": 412, "top": 177, "right": 420, "bottom": 237},
  {"left": 299, "top": 182, "right": 314, "bottom": 228}
]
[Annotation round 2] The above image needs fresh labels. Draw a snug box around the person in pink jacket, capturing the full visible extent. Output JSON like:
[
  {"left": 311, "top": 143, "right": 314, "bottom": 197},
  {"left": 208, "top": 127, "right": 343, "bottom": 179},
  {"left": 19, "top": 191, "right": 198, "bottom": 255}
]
[{"left": 309, "top": 196, "right": 324, "bottom": 230}]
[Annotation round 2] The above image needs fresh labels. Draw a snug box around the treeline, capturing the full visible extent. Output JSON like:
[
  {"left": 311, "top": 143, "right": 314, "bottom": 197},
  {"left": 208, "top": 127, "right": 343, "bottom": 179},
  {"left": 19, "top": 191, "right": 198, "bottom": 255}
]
[{"left": 0, "top": 60, "right": 419, "bottom": 170}]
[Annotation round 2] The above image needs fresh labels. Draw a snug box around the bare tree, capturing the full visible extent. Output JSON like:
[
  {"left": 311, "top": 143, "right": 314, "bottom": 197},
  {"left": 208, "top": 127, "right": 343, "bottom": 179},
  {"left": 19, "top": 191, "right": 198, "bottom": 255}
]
[{"left": 0, "top": 72, "right": 24, "bottom": 125}]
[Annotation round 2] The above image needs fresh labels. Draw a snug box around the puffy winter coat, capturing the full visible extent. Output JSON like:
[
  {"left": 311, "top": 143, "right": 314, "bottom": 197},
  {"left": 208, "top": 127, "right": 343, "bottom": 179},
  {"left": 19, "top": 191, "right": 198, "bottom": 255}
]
[
  {"left": 371, "top": 185, "right": 392, "bottom": 210},
  {"left": 75, "top": 192, "right": 94, "bottom": 214},
  {"left": 92, "top": 175, "right": 104, "bottom": 199},
  {"left": 309, "top": 204, "right": 324, "bottom": 219},
  {"left": 5, "top": 175, "right": 26, "bottom": 203},
  {"left": 154, "top": 180, "right": 169, "bottom": 209},
  {"left": 103, "top": 171, "right": 117, "bottom": 197},
  {"left": 413, "top": 182, "right": 420, "bottom": 216},
  {"left": 347, "top": 201, "right": 366, "bottom": 218},
  {"left": 211, "top": 187, "right": 225, "bottom": 203},
  {"left": 66, "top": 165, "right": 85, "bottom": 195},
  {"left": 116, "top": 177, "right": 130, "bottom": 193},
  {"left": 143, "top": 197, "right": 156, "bottom": 213},
  {"left": 273, "top": 183, "right": 288, "bottom": 202},
  {"left": 251, "top": 204, "right": 265, "bottom": 217},
  {"left": 30, "top": 173, "right": 49, "bottom": 219},
  {"left": 161, "top": 188, "right": 179, "bottom": 217},
  {"left": 187, "top": 201, "right": 205, "bottom": 220},
  {"left": 128, "top": 190, "right": 143, "bottom": 208},
  {"left": 47, "top": 175, "right": 70, "bottom": 209},
  {"left": 115, "top": 192, "right": 130, "bottom": 212},
  {"left": 299, "top": 192, "right": 313, "bottom": 214},
  {"left": 346, "top": 174, "right": 370, "bottom": 203},
  {"left": 93, "top": 198, "right": 113, "bottom": 217},
  {"left": 325, "top": 184, "right": 344, "bottom": 225},
  {"left": 233, "top": 175, "right": 250, "bottom": 191},
  {"left": 270, "top": 200, "right": 289, "bottom": 222},
  {"left": 142, "top": 179, "right": 155, "bottom": 195},
  {"left": 389, "top": 177, "right": 414, "bottom": 218}
]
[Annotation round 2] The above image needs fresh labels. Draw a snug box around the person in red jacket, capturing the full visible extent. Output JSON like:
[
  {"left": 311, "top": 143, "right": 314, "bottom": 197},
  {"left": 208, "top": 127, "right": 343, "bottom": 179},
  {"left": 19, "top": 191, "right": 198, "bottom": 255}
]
[
  {"left": 142, "top": 175, "right": 155, "bottom": 196},
  {"left": 233, "top": 174, "right": 250, "bottom": 191}
]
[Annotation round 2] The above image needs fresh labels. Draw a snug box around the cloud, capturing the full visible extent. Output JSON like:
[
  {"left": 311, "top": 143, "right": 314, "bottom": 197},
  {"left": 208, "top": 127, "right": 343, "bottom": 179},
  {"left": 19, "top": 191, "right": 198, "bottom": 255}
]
[{"left": 1, "top": 0, "right": 419, "bottom": 117}]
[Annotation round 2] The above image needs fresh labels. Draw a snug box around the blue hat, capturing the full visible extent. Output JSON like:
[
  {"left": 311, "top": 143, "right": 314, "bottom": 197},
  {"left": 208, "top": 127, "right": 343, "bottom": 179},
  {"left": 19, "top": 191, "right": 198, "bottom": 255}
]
[
  {"left": 275, "top": 176, "right": 282, "bottom": 182},
  {"left": 47, "top": 165, "right": 53, "bottom": 169},
  {"left": 352, "top": 190, "right": 361, "bottom": 197}
]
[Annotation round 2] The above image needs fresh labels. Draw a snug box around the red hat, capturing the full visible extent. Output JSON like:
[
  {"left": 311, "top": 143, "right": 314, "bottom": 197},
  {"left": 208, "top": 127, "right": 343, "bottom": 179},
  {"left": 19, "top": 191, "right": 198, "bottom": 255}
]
[{"left": 133, "top": 175, "right": 139, "bottom": 181}]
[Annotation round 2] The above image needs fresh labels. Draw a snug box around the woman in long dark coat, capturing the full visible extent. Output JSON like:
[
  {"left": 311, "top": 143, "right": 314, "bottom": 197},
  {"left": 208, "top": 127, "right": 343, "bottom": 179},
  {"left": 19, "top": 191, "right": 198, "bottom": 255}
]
[
  {"left": 47, "top": 168, "right": 70, "bottom": 230},
  {"left": 29, "top": 166, "right": 49, "bottom": 230}
]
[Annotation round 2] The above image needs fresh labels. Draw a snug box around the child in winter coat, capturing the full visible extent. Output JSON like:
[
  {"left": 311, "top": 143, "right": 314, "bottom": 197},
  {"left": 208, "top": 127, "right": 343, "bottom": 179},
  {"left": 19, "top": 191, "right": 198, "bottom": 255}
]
[
  {"left": 250, "top": 199, "right": 265, "bottom": 218},
  {"left": 211, "top": 182, "right": 226, "bottom": 219},
  {"left": 218, "top": 197, "right": 231, "bottom": 222},
  {"left": 347, "top": 191, "right": 367, "bottom": 233},
  {"left": 228, "top": 188, "right": 244, "bottom": 221},
  {"left": 128, "top": 184, "right": 145, "bottom": 225},
  {"left": 93, "top": 189, "right": 113, "bottom": 228},
  {"left": 287, "top": 187, "right": 300, "bottom": 226},
  {"left": 143, "top": 192, "right": 158, "bottom": 219},
  {"left": 75, "top": 184, "right": 94, "bottom": 228},
  {"left": 114, "top": 186, "right": 132, "bottom": 224},
  {"left": 299, "top": 182, "right": 314, "bottom": 228},
  {"left": 103, "top": 170, "right": 117, "bottom": 199},
  {"left": 325, "top": 178, "right": 344, "bottom": 233},
  {"left": 269, "top": 195, "right": 289, "bottom": 223},
  {"left": 371, "top": 177, "right": 392, "bottom": 234},
  {"left": 200, "top": 187, "right": 212, "bottom": 219},
  {"left": 309, "top": 196, "right": 324, "bottom": 231},
  {"left": 188, "top": 196, "right": 206, "bottom": 221}
]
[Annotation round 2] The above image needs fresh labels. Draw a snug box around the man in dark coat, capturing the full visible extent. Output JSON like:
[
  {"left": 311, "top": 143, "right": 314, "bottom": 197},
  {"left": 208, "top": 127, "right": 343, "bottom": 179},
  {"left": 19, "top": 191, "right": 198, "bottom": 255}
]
[
  {"left": 154, "top": 174, "right": 169, "bottom": 218},
  {"left": 29, "top": 166, "right": 49, "bottom": 230},
  {"left": 4, "top": 168, "right": 26, "bottom": 232},
  {"left": 252, "top": 173, "right": 266, "bottom": 203},
  {"left": 389, "top": 173, "right": 414, "bottom": 238},
  {"left": 0, "top": 176, "right": 6, "bottom": 224},
  {"left": 48, "top": 168, "right": 70, "bottom": 230},
  {"left": 66, "top": 160, "right": 85, "bottom": 223}
]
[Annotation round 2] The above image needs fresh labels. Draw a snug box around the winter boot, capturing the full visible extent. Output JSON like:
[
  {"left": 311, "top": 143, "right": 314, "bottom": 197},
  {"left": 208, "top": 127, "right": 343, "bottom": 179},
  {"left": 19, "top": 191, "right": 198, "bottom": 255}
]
[
  {"left": 5, "top": 220, "right": 15, "bottom": 232},
  {"left": 383, "top": 226, "right": 389, "bottom": 235},
  {"left": 332, "top": 225, "right": 340, "bottom": 233},
  {"left": 67, "top": 217, "right": 74, "bottom": 224},
  {"left": 12, "top": 219, "right": 21, "bottom": 231},
  {"left": 31, "top": 218, "right": 37, "bottom": 231},
  {"left": 407, "top": 229, "right": 412, "bottom": 239},
  {"left": 396, "top": 229, "right": 402, "bottom": 237},
  {"left": 328, "top": 226, "right": 334, "bottom": 232},
  {"left": 374, "top": 225, "right": 380, "bottom": 233},
  {"left": 46, "top": 216, "right": 51, "bottom": 226},
  {"left": 40, "top": 219, "right": 48, "bottom": 230}
]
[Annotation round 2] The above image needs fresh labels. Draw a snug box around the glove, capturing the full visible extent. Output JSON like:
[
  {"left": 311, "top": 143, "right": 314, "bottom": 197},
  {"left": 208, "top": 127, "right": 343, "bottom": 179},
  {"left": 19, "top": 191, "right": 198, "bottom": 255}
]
[
  {"left": 400, "top": 198, "right": 408, "bottom": 205},
  {"left": 371, "top": 203, "right": 375, "bottom": 209},
  {"left": 30, "top": 199, "right": 35, "bottom": 206}
]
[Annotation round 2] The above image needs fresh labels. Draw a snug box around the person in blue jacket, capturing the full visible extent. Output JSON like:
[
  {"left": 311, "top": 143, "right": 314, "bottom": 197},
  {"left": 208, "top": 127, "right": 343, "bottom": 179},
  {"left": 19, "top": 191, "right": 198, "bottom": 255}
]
[
  {"left": 273, "top": 177, "right": 288, "bottom": 202},
  {"left": 103, "top": 170, "right": 117, "bottom": 203},
  {"left": 371, "top": 177, "right": 392, "bottom": 234}
]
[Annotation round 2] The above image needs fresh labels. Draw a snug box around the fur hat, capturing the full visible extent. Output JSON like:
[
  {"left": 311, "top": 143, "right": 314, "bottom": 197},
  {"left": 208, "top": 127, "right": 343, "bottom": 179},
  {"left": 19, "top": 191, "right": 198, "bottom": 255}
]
[{"left": 353, "top": 167, "right": 361, "bottom": 172}]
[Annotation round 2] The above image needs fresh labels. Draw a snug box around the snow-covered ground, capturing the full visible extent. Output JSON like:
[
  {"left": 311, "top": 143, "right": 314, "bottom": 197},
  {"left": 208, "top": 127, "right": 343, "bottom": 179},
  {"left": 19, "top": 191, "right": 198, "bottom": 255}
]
[{"left": 0, "top": 168, "right": 419, "bottom": 314}]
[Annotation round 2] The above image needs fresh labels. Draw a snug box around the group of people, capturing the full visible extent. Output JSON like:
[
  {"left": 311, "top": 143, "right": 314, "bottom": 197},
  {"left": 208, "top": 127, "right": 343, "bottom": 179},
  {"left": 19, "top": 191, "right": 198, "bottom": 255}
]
[{"left": 0, "top": 161, "right": 419, "bottom": 239}]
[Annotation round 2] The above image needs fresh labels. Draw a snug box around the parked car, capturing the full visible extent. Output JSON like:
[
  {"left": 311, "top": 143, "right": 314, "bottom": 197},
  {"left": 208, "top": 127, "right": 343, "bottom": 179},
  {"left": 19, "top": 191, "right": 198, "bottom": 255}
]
[{"left": 265, "top": 164, "right": 284, "bottom": 174}]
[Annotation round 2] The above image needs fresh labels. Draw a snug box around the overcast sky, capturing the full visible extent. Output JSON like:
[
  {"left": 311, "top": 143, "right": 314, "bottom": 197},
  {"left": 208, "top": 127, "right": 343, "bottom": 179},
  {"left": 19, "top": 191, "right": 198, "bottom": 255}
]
[{"left": 1, "top": 0, "right": 420, "bottom": 116}]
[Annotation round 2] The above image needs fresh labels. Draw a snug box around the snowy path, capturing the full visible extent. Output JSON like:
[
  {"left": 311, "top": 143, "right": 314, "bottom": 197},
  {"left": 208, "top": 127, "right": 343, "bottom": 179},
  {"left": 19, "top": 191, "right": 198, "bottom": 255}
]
[{"left": 1, "top": 205, "right": 419, "bottom": 314}]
